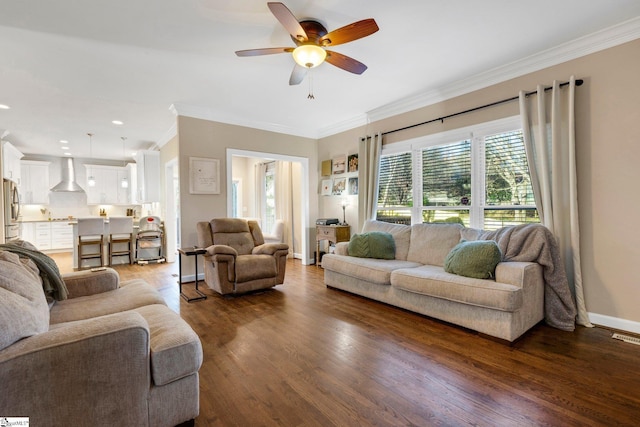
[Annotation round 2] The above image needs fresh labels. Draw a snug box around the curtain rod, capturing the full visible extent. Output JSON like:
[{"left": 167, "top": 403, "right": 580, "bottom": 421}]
[{"left": 368, "top": 79, "right": 583, "bottom": 139}]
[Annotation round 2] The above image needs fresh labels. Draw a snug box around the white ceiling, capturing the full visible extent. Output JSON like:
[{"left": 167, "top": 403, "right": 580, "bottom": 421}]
[{"left": 1, "top": 0, "right": 640, "bottom": 161}]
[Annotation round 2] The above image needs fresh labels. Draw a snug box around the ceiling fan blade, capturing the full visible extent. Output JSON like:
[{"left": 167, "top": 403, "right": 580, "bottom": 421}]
[
  {"left": 235, "top": 47, "right": 293, "bottom": 57},
  {"left": 325, "top": 50, "right": 368, "bottom": 74},
  {"left": 319, "top": 19, "right": 379, "bottom": 46},
  {"left": 289, "top": 64, "right": 307, "bottom": 85},
  {"left": 268, "top": 2, "right": 308, "bottom": 42}
]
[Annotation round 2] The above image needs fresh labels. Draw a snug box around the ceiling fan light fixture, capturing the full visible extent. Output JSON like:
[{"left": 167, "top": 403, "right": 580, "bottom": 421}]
[{"left": 292, "top": 44, "right": 326, "bottom": 68}]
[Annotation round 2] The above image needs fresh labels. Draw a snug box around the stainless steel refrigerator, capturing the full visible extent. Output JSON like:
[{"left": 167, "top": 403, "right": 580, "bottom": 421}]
[{"left": 3, "top": 178, "right": 21, "bottom": 242}]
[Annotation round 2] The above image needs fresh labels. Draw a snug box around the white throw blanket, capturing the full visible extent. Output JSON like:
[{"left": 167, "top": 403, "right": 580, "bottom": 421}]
[{"left": 465, "top": 224, "right": 577, "bottom": 331}]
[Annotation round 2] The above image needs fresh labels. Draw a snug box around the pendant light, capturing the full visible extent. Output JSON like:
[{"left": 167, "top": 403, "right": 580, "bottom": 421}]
[
  {"left": 120, "top": 136, "right": 129, "bottom": 188},
  {"left": 87, "top": 133, "right": 96, "bottom": 187}
]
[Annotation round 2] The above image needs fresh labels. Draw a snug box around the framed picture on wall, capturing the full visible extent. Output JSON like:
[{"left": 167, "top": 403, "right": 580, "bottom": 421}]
[
  {"left": 348, "top": 177, "right": 359, "bottom": 195},
  {"left": 348, "top": 154, "right": 358, "bottom": 172},
  {"left": 332, "top": 155, "right": 346, "bottom": 174},
  {"left": 321, "top": 160, "right": 332, "bottom": 176},
  {"left": 321, "top": 179, "right": 332, "bottom": 195},
  {"left": 189, "top": 157, "right": 220, "bottom": 194},
  {"left": 332, "top": 177, "right": 346, "bottom": 195}
]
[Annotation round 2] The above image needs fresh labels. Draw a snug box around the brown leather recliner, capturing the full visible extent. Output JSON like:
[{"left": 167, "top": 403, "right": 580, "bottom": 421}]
[{"left": 196, "top": 218, "right": 289, "bottom": 295}]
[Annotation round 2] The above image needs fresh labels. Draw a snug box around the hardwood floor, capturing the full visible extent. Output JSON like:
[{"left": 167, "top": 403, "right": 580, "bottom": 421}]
[{"left": 51, "top": 253, "right": 640, "bottom": 426}]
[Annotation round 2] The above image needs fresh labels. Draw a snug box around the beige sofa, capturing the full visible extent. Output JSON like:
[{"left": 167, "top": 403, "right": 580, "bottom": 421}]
[
  {"left": 0, "top": 247, "right": 203, "bottom": 427},
  {"left": 322, "top": 220, "right": 546, "bottom": 342}
]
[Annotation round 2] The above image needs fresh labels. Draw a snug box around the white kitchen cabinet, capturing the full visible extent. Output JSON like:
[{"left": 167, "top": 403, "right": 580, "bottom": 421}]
[
  {"left": 85, "top": 165, "right": 130, "bottom": 205},
  {"left": 28, "top": 221, "right": 74, "bottom": 251},
  {"left": 21, "top": 222, "right": 35, "bottom": 245},
  {"left": 127, "top": 163, "right": 138, "bottom": 204},
  {"left": 135, "top": 150, "right": 160, "bottom": 203},
  {"left": 117, "top": 168, "right": 130, "bottom": 204},
  {"left": 20, "top": 160, "right": 50, "bottom": 204},
  {"left": 50, "top": 222, "right": 73, "bottom": 249},
  {"left": 35, "top": 222, "right": 52, "bottom": 250},
  {"left": 2, "top": 141, "right": 24, "bottom": 184}
]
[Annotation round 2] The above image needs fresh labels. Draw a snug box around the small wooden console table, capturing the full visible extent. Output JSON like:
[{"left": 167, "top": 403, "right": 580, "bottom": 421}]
[
  {"left": 315, "top": 224, "right": 351, "bottom": 266},
  {"left": 178, "top": 247, "right": 207, "bottom": 302}
]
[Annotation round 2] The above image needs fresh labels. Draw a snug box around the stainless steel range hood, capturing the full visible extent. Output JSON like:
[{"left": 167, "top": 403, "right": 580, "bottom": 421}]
[{"left": 50, "top": 157, "right": 85, "bottom": 192}]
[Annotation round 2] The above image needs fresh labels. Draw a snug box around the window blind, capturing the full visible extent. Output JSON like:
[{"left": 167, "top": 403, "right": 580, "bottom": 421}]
[
  {"left": 422, "top": 140, "right": 471, "bottom": 207},
  {"left": 377, "top": 152, "right": 412, "bottom": 207}
]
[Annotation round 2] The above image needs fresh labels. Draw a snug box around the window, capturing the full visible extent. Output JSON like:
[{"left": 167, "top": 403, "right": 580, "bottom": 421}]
[
  {"left": 422, "top": 140, "right": 471, "bottom": 225},
  {"left": 264, "top": 162, "right": 276, "bottom": 233},
  {"left": 377, "top": 152, "right": 412, "bottom": 224},
  {"left": 376, "top": 117, "right": 538, "bottom": 229},
  {"left": 483, "top": 130, "right": 538, "bottom": 229},
  {"left": 231, "top": 179, "right": 241, "bottom": 218}
]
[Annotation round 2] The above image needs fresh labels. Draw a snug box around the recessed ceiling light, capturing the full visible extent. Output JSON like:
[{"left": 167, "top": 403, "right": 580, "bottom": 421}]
[
  {"left": 112, "top": 120, "right": 124, "bottom": 125},
  {"left": 64, "top": 152, "right": 72, "bottom": 156},
  {"left": 0, "top": 104, "right": 10, "bottom": 110},
  {"left": 60, "top": 139, "right": 68, "bottom": 144}
]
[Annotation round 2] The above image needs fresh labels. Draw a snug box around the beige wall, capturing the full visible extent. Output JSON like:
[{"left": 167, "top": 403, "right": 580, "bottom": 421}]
[
  {"left": 316, "top": 127, "right": 363, "bottom": 232},
  {"left": 160, "top": 134, "right": 178, "bottom": 213},
  {"left": 318, "top": 38, "right": 640, "bottom": 327},
  {"left": 176, "top": 116, "right": 318, "bottom": 266}
]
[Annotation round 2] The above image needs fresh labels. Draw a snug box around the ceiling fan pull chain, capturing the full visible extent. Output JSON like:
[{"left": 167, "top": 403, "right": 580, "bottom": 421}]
[{"left": 307, "top": 69, "right": 315, "bottom": 100}]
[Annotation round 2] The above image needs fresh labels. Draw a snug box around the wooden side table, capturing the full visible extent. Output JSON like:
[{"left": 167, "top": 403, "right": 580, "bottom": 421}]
[
  {"left": 316, "top": 224, "right": 351, "bottom": 266},
  {"left": 178, "top": 247, "right": 207, "bottom": 302}
]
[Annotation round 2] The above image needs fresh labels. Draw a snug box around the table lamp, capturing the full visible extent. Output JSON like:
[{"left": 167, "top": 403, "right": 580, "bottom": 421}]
[{"left": 341, "top": 199, "right": 348, "bottom": 225}]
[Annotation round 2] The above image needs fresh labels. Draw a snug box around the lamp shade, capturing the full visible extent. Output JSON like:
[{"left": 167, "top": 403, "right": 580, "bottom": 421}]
[{"left": 292, "top": 45, "right": 327, "bottom": 68}]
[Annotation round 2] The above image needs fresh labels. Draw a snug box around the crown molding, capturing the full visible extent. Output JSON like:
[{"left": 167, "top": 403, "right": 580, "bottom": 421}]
[
  {"left": 365, "top": 16, "right": 640, "bottom": 124},
  {"left": 170, "top": 103, "right": 319, "bottom": 139},
  {"left": 169, "top": 17, "right": 640, "bottom": 141},
  {"left": 156, "top": 121, "right": 177, "bottom": 148},
  {"left": 317, "top": 113, "right": 369, "bottom": 139}
]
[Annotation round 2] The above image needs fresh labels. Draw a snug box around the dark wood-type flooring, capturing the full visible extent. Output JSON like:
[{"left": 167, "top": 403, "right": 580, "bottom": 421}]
[{"left": 51, "top": 254, "right": 640, "bottom": 427}]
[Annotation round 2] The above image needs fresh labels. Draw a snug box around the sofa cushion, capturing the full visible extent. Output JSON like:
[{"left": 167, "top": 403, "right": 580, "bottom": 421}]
[
  {"left": 235, "top": 254, "right": 277, "bottom": 282},
  {"left": 444, "top": 240, "right": 502, "bottom": 279},
  {"left": 132, "top": 304, "right": 203, "bottom": 386},
  {"left": 391, "top": 265, "right": 522, "bottom": 312},
  {"left": 50, "top": 279, "right": 166, "bottom": 324},
  {"left": 321, "top": 254, "right": 422, "bottom": 286},
  {"left": 362, "top": 220, "right": 412, "bottom": 261},
  {"left": 406, "top": 223, "right": 463, "bottom": 266},
  {"left": 348, "top": 232, "right": 396, "bottom": 259},
  {"left": 0, "top": 251, "right": 50, "bottom": 351}
]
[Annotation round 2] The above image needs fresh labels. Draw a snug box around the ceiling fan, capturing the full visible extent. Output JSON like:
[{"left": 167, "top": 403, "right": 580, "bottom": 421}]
[{"left": 235, "top": 2, "right": 379, "bottom": 86}]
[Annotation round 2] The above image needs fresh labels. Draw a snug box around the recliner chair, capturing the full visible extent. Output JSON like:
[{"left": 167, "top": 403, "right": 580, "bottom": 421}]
[{"left": 196, "top": 218, "right": 289, "bottom": 295}]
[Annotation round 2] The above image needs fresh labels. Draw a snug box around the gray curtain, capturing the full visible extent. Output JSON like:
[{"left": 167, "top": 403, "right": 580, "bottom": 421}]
[
  {"left": 358, "top": 133, "right": 382, "bottom": 229},
  {"left": 519, "top": 76, "right": 591, "bottom": 327}
]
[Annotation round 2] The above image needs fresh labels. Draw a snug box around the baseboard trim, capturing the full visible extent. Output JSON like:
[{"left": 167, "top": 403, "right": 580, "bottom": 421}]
[
  {"left": 180, "top": 273, "right": 204, "bottom": 284},
  {"left": 589, "top": 312, "right": 640, "bottom": 335}
]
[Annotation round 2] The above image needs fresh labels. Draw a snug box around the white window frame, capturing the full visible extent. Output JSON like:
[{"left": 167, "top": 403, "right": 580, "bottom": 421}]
[{"left": 379, "top": 115, "right": 533, "bottom": 228}]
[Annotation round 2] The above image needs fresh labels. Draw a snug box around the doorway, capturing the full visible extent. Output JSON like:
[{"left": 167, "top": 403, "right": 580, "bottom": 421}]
[
  {"left": 227, "top": 149, "right": 310, "bottom": 264},
  {"left": 164, "top": 158, "right": 179, "bottom": 263}
]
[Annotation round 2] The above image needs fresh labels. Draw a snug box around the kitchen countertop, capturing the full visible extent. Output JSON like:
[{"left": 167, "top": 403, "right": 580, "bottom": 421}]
[{"left": 20, "top": 217, "right": 141, "bottom": 223}]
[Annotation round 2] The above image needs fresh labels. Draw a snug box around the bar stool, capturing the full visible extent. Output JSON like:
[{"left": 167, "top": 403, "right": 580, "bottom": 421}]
[
  {"left": 77, "top": 217, "right": 105, "bottom": 269},
  {"left": 108, "top": 216, "right": 134, "bottom": 265}
]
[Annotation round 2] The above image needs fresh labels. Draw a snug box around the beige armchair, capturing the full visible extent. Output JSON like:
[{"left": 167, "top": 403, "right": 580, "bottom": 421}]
[{"left": 196, "top": 218, "right": 289, "bottom": 295}]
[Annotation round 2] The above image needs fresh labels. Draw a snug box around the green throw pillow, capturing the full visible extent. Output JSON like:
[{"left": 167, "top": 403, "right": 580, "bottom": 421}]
[
  {"left": 444, "top": 240, "right": 502, "bottom": 279},
  {"left": 348, "top": 232, "right": 396, "bottom": 260}
]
